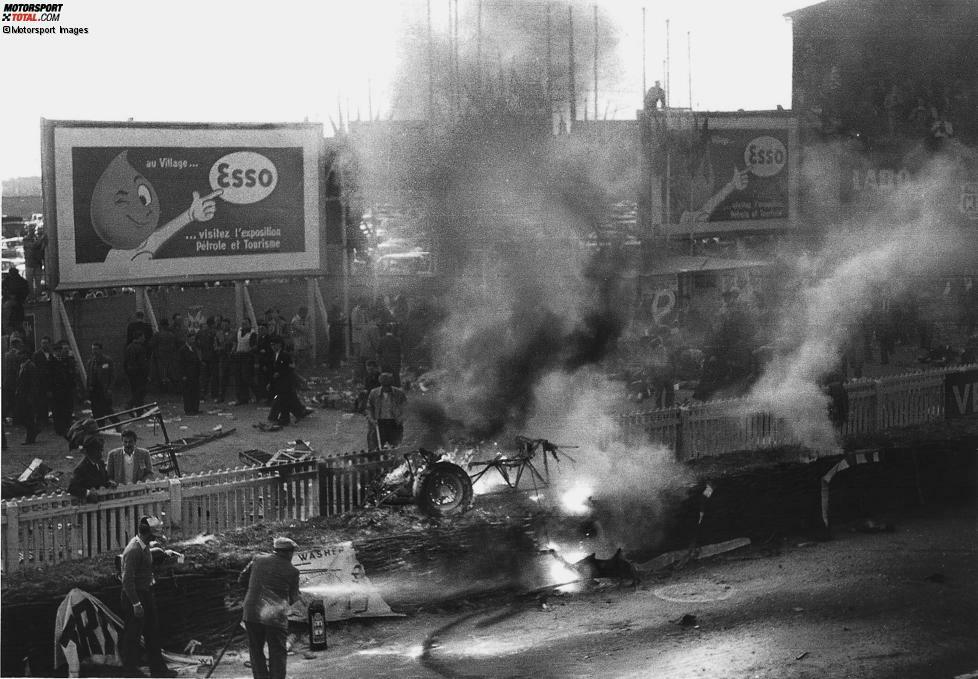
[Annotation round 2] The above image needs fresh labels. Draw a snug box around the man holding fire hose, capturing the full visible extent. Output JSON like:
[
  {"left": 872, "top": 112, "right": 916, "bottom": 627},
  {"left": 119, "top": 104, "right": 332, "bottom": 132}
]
[{"left": 238, "top": 536, "right": 300, "bottom": 679}]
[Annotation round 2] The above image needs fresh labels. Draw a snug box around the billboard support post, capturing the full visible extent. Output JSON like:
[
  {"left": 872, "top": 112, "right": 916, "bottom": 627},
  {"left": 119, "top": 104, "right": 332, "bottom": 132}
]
[
  {"left": 240, "top": 282, "right": 258, "bottom": 329},
  {"left": 53, "top": 292, "right": 87, "bottom": 386},
  {"left": 312, "top": 278, "right": 330, "bottom": 363},
  {"left": 234, "top": 282, "right": 245, "bottom": 329},
  {"left": 139, "top": 288, "right": 159, "bottom": 332},
  {"left": 307, "top": 279, "right": 320, "bottom": 364},
  {"left": 51, "top": 295, "right": 63, "bottom": 349}
]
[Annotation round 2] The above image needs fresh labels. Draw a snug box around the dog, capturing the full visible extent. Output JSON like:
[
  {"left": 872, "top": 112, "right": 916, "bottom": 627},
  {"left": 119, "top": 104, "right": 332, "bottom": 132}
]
[{"left": 574, "top": 548, "right": 640, "bottom": 588}]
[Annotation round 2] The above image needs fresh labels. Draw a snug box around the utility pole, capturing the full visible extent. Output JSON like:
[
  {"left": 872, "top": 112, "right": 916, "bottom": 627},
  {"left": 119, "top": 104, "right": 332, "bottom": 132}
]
[
  {"left": 477, "top": 0, "right": 483, "bottom": 97},
  {"left": 569, "top": 5, "right": 576, "bottom": 124},
  {"left": 665, "top": 19, "right": 671, "bottom": 105},
  {"left": 642, "top": 6, "right": 647, "bottom": 97},
  {"left": 427, "top": 0, "right": 434, "bottom": 124},
  {"left": 593, "top": 5, "right": 598, "bottom": 122},
  {"left": 546, "top": 3, "right": 552, "bottom": 123}
]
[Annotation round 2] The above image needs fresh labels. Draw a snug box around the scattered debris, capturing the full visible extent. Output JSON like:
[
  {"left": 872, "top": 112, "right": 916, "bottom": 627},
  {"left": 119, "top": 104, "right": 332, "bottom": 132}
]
[
  {"left": 239, "top": 440, "right": 315, "bottom": 467},
  {"left": 854, "top": 518, "right": 894, "bottom": 533},
  {"left": 678, "top": 614, "right": 698, "bottom": 628},
  {"left": 639, "top": 537, "right": 752, "bottom": 571},
  {"left": 796, "top": 651, "right": 809, "bottom": 660},
  {"left": 1, "top": 458, "right": 62, "bottom": 499},
  {"left": 573, "top": 548, "right": 640, "bottom": 588}
]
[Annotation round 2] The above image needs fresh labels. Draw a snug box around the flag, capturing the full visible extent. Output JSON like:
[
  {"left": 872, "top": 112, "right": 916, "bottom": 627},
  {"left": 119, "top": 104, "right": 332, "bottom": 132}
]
[{"left": 54, "top": 588, "right": 212, "bottom": 677}]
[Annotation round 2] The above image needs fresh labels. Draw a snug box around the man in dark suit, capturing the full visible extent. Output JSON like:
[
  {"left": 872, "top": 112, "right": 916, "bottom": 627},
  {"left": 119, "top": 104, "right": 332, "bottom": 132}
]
[
  {"left": 50, "top": 340, "right": 78, "bottom": 436},
  {"left": 68, "top": 437, "right": 113, "bottom": 501},
  {"left": 126, "top": 310, "right": 154, "bottom": 346},
  {"left": 87, "top": 342, "right": 115, "bottom": 420},
  {"left": 32, "top": 335, "right": 56, "bottom": 426},
  {"left": 178, "top": 331, "right": 202, "bottom": 415},
  {"left": 15, "top": 348, "right": 40, "bottom": 444},
  {"left": 266, "top": 336, "right": 308, "bottom": 426},
  {"left": 124, "top": 334, "right": 151, "bottom": 410}
]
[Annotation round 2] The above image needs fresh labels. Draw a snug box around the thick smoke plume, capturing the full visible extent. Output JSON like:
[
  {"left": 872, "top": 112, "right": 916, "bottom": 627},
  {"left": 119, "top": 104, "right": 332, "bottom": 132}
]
[
  {"left": 525, "top": 370, "right": 694, "bottom": 554},
  {"left": 373, "top": 4, "right": 632, "bottom": 443},
  {"left": 746, "top": 149, "right": 975, "bottom": 451}
]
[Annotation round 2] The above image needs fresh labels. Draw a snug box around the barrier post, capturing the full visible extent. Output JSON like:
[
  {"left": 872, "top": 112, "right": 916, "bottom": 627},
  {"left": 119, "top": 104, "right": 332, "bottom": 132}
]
[
  {"left": 873, "top": 380, "right": 885, "bottom": 432},
  {"left": 168, "top": 478, "right": 183, "bottom": 537},
  {"left": 4, "top": 503, "right": 20, "bottom": 574},
  {"left": 675, "top": 407, "right": 686, "bottom": 461}
]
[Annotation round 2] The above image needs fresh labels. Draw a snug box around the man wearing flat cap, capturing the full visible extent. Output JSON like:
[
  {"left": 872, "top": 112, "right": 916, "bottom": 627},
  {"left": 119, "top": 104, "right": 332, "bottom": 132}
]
[
  {"left": 120, "top": 515, "right": 177, "bottom": 677},
  {"left": 266, "top": 336, "right": 309, "bottom": 426},
  {"left": 239, "top": 536, "right": 300, "bottom": 679}
]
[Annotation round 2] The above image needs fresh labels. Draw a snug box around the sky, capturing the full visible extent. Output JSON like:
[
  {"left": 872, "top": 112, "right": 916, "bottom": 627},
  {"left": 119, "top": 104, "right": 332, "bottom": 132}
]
[{"left": 0, "top": 0, "right": 819, "bottom": 181}]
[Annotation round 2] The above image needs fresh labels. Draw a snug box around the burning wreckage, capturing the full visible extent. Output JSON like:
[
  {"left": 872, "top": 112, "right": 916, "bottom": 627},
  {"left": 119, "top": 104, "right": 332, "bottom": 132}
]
[
  {"left": 360, "top": 436, "right": 643, "bottom": 589},
  {"left": 363, "top": 436, "right": 576, "bottom": 518}
]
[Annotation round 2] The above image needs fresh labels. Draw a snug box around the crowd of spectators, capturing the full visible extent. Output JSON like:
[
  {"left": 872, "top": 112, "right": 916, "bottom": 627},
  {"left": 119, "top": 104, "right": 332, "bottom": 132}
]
[
  {"left": 799, "top": 67, "right": 976, "bottom": 145},
  {"left": 0, "top": 301, "right": 325, "bottom": 451},
  {"left": 617, "top": 275, "right": 978, "bottom": 409}
]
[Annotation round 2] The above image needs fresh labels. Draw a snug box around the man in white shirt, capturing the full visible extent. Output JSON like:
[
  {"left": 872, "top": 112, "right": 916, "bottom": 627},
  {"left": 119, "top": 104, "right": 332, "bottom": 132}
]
[
  {"left": 365, "top": 372, "right": 406, "bottom": 450},
  {"left": 232, "top": 318, "right": 257, "bottom": 405},
  {"left": 107, "top": 429, "right": 155, "bottom": 486}
]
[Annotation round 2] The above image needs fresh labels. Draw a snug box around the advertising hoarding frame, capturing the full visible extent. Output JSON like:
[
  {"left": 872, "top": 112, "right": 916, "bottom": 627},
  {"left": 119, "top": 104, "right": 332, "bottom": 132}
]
[
  {"left": 41, "top": 119, "right": 326, "bottom": 290},
  {"left": 645, "top": 110, "right": 799, "bottom": 238}
]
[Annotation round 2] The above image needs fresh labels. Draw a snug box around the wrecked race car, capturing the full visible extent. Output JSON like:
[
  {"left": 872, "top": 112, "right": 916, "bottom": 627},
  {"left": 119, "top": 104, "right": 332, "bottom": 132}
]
[{"left": 366, "top": 448, "right": 474, "bottom": 518}]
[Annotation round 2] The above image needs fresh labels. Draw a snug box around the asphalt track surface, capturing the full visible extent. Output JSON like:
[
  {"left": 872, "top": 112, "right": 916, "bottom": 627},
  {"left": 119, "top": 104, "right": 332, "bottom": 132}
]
[{"left": 203, "top": 503, "right": 977, "bottom": 679}]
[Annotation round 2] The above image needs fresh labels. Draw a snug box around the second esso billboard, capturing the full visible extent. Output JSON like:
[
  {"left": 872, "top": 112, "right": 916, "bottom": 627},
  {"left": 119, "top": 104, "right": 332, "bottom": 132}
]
[{"left": 644, "top": 111, "right": 799, "bottom": 236}]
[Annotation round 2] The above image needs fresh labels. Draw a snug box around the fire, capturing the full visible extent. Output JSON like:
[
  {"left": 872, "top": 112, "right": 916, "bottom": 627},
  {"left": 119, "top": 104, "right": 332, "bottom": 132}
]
[
  {"left": 559, "top": 484, "right": 593, "bottom": 516},
  {"left": 471, "top": 472, "right": 508, "bottom": 496},
  {"left": 544, "top": 542, "right": 586, "bottom": 593}
]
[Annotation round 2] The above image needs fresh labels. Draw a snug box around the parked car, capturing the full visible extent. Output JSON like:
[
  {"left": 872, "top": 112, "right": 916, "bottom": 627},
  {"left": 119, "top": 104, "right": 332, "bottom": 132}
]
[
  {"left": 1, "top": 236, "right": 25, "bottom": 273},
  {"left": 375, "top": 251, "right": 434, "bottom": 276}
]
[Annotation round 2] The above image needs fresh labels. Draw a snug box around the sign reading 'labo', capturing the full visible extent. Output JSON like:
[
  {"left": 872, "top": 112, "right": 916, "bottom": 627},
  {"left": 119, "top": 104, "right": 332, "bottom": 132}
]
[{"left": 945, "top": 369, "right": 978, "bottom": 419}]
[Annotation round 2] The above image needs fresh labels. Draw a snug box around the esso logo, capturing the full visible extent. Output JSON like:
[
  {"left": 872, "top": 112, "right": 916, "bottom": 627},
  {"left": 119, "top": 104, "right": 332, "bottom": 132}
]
[
  {"left": 744, "top": 136, "right": 787, "bottom": 177},
  {"left": 209, "top": 152, "right": 278, "bottom": 204}
]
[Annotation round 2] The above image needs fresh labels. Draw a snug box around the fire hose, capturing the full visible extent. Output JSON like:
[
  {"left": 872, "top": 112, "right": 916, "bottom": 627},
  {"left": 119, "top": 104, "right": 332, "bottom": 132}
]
[{"left": 204, "top": 618, "right": 242, "bottom": 679}]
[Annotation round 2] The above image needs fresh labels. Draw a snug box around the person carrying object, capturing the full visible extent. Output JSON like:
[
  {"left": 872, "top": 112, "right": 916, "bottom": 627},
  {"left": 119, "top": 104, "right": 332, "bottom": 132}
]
[
  {"left": 238, "top": 536, "right": 300, "bottom": 679},
  {"left": 120, "top": 515, "right": 178, "bottom": 677}
]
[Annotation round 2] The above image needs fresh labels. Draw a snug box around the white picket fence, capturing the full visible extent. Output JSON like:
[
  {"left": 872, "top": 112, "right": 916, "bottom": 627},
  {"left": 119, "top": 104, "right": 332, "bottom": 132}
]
[
  {"left": 2, "top": 364, "right": 971, "bottom": 574},
  {"left": 1, "top": 460, "right": 320, "bottom": 574},
  {"left": 616, "top": 364, "right": 974, "bottom": 461}
]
